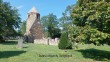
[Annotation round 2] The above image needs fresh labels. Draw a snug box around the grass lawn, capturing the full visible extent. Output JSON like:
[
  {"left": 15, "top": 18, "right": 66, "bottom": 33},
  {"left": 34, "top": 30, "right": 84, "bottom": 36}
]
[{"left": 0, "top": 41, "right": 110, "bottom": 62}]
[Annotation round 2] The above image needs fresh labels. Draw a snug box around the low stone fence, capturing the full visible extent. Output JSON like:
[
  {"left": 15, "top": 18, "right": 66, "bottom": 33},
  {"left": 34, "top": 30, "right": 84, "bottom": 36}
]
[
  {"left": 3, "top": 36, "right": 23, "bottom": 41},
  {"left": 34, "top": 38, "right": 59, "bottom": 45}
]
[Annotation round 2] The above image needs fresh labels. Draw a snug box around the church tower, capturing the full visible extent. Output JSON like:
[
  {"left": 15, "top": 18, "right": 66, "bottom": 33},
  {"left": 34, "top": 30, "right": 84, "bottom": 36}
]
[{"left": 25, "top": 7, "right": 43, "bottom": 42}]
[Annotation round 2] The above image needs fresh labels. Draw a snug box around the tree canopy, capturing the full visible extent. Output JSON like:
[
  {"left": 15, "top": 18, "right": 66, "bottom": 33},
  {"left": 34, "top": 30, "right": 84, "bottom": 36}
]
[
  {"left": 41, "top": 13, "right": 61, "bottom": 38},
  {"left": 70, "top": 0, "right": 110, "bottom": 45},
  {"left": 59, "top": 5, "right": 73, "bottom": 31},
  {"left": 20, "top": 21, "right": 26, "bottom": 35},
  {"left": 0, "top": 0, "right": 21, "bottom": 36},
  {"left": 72, "top": 0, "right": 110, "bottom": 33}
]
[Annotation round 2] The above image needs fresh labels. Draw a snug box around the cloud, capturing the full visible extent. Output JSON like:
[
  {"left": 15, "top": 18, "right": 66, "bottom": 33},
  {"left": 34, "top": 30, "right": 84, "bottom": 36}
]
[{"left": 17, "top": 5, "right": 23, "bottom": 9}]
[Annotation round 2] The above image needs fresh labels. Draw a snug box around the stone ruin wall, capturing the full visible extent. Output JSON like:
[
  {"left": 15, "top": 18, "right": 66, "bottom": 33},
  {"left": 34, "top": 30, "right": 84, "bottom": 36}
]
[{"left": 34, "top": 38, "right": 59, "bottom": 45}]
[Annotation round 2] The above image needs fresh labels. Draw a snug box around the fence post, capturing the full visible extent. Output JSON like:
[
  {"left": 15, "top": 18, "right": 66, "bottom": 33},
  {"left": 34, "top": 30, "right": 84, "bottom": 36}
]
[{"left": 47, "top": 37, "right": 50, "bottom": 45}]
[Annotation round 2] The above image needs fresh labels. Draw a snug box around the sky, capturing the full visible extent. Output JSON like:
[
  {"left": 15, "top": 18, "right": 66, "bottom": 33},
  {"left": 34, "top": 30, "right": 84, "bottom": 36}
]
[{"left": 3, "top": 0, "right": 77, "bottom": 21}]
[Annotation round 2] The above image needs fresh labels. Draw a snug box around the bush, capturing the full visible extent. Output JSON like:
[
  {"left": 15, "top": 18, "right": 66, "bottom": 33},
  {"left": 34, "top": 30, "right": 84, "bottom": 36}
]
[
  {"left": 58, "top": 32, "right": 72, "bottom": 49},
  {"left": 66, "top": 41, "right": 72, "bottom": 49}
]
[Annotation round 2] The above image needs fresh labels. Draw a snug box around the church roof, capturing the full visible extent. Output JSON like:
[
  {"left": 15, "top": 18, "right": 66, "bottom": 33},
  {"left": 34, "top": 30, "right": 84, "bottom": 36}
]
[{"left": 28, "top": 7, "right": 38, "bottom": 13}]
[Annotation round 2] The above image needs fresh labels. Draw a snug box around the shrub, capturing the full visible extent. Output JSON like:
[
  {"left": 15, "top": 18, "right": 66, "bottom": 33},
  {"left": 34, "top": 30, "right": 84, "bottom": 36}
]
[
  {"left": 58, "top": 32, "right": 72, "bottom": 49},
  {"left": 66, "top": 41, "right": 72, "bottom": 49}
]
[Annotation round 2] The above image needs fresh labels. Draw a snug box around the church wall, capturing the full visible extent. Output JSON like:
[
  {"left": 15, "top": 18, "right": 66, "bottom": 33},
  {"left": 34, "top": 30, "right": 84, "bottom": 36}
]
[{"left": 25, "top": 7, "right": 44, "bottom": 42}]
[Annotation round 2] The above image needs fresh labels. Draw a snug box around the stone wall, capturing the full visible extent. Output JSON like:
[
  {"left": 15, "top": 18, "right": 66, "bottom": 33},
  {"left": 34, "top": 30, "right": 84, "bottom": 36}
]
[
  {"left": 34, "top": 38, "right": 59, "bottom": 45},
  {"left": 25, "top": 7, "right": 44, "bottom": 43}
]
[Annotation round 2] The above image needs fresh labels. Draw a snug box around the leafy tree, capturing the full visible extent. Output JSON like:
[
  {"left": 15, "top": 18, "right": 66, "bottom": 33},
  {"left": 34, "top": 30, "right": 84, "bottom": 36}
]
[
  {"left": 71, "top": 0, "right": 110, "bottom": 33},
  {"left": 59, "top": 13, "right": 71, "bottom": 31},
  {"left": 68, "top": 25, "right": 110, "bottom": 45},
  {"left": 70, "top": 0, "right": 110, "bottom": 45},
  {"left": 41, "top": 13, "right": 61, "bottom": 38},
  {"left": 65, "top": 5, "right": 74, "bottom": 16},
  {"left": 0, "top": 0, "right": 21, "bottom": 37},
  {"left": 20, "top": 21, "right": 26, "bottom": 35},
  {"left": 59, "top": 5, "right": 73, "bottom": 31}
]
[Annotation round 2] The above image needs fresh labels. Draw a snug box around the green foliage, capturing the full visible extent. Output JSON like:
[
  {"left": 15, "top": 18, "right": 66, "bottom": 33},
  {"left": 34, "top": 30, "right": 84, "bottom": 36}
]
[
  {"left": 68, "top": 25, "right": 110, "bottom": 45},
  {"left": 59, "top": 13, "right": 72, "bottom": 31},
  {"left": 20, "top": 21, "right": 26, "bottom": 35},
  {"left": 41, "top": 13, "right": 61, "bottom": 38},
  {"left": 82, "top": 26, "right": 110, "bottom": 45},
  {"left": 108, "top": 60, "right": 110, "bottom": 62},
  {"left": 68, "top": 25, "right": 82, "bottom": 43},
  {"left": 72, "top": 0, "right": 110, "bottom": 33},
  {"left": 0, "top": 0, "right": 21, "bottom": 36},
  {"left": 59, "top": 5, "right": 73, "bottom": 31},
  {"left": 58, "top": 32, "right": 72, "bottom": 49},
  {"left": 70, "top": 0, "right": 110, "bottom": 45}
]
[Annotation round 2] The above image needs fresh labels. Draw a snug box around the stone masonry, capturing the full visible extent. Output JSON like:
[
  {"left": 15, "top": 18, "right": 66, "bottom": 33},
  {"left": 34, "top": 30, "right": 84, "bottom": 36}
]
[
  {"left": 24, "top": 7, "right": 43, "bottom": 42},
  {"left": 34, "top": 38, "right": 59, "bottom": 45}
]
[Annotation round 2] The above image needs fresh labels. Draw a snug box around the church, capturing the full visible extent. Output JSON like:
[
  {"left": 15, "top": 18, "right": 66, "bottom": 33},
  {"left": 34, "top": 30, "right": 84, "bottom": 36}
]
[{"left": 24, "top": 7, "right": 44, "bottom": 42}]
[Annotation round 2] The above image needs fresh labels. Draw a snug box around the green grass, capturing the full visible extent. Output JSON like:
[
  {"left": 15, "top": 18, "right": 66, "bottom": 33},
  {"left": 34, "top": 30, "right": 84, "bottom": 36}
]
[{"left": 0, "top": 41, "right": 110, "bottom": 62}]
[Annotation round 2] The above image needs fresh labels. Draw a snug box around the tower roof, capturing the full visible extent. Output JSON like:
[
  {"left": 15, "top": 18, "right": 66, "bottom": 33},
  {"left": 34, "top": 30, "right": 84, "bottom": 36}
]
[{"left": 28, "top": 7, "right": 38, "bottom": 13}]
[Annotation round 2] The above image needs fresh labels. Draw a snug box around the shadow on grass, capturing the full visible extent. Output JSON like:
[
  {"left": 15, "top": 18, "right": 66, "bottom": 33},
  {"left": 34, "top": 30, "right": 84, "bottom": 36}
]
[
  {"left": 0, "top": 51, "right": 26, "bottom": 58},
  {"left": 76, "top": 48, "right": 110, "bottom": 61},
  {"left": 0, "top": 41, "right": 18, "bottom": 45}
]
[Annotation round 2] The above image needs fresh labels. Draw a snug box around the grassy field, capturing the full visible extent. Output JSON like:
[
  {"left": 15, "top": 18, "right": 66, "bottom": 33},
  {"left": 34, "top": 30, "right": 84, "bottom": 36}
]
[{"left": 0, "top": 41, "right": 110, "bottom": 62}]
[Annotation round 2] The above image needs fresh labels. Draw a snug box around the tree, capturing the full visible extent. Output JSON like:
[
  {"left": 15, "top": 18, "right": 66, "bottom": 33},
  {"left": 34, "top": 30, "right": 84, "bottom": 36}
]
[
  {"left": 70, "top": 0, "right": 110, "bottom": 45},
  {"left": 59, "top": 5, "right": 73, "bottom": 31},
  {"left": 0, "top": 0, "right": 21, "bottom": 37},
  {"left": 59, "top": 13, "right": 71, "bottom": 31},
  {"left": 72, "top": 0, "right": 110, "bottom": 33},
  {"left": 58, "top": 32, "right": 72, "bottom": 49},
  {"left": 41, "top": 13, "right": 61, "bottom": 38},
  {"left": 20, "top": 21, "right": 26, "bottom": 35}
]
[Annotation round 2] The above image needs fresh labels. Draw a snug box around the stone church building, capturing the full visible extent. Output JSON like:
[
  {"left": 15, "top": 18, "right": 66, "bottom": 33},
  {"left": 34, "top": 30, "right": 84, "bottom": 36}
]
[{"left": 24, "top": 7, "right": 44, "bottom": 42}]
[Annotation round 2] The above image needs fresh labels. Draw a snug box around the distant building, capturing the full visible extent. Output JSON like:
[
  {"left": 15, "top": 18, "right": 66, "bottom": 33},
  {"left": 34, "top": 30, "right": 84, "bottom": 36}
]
[{"left": 24, "top": 7, "right": 44, "bottom": 42}]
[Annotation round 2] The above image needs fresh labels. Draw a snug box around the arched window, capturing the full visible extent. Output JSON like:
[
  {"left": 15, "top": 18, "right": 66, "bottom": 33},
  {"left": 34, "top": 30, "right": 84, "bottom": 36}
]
[{"left": 37, "top": 14, "right": 40, "bottom": 19}]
